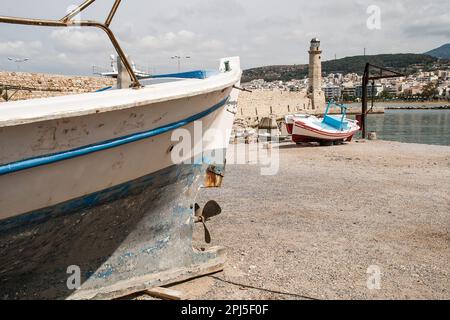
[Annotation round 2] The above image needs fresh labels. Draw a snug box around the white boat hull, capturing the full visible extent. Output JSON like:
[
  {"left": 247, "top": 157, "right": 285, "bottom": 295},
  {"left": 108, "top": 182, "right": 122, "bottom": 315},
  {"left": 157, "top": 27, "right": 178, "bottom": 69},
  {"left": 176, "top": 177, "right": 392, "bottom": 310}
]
[
  {"left": 0, "top": 57, "right": 242, "bottom": 299},
  {"left": 0, "top": 90, "right": 230, "bottom": 219},
  {"left": 286, "top": 114, "right": 360, "bottom": 144}
]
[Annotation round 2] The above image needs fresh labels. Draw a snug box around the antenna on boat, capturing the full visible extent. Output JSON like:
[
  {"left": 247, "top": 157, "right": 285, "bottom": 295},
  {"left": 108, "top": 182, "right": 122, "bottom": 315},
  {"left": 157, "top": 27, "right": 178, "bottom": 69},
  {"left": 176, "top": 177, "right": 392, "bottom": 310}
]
[{"left": 0, "top": 0, "right": 142, "bottom": 88}]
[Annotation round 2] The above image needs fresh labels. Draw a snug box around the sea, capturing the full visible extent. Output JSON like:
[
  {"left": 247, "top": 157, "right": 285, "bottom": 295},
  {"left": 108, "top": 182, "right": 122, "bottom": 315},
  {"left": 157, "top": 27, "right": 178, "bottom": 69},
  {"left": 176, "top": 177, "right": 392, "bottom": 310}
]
[{"left": 359, "top": 109, "right": 450, "bottom": 146}]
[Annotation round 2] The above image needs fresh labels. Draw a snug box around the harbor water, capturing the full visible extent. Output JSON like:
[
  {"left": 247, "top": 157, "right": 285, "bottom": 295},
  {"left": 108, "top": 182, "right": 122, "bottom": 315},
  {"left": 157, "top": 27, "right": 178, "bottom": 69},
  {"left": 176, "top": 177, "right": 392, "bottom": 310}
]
[{"left": 359, "top": 109, "right": 450, "bottom": 146}]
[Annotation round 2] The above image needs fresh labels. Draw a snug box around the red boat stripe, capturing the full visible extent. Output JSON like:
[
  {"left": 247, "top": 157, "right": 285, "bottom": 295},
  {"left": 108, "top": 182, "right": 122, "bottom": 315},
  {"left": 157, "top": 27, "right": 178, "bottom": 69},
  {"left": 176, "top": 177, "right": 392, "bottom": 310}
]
[{"left": 295, "top": 123, "right": 357, "bottom": 137}]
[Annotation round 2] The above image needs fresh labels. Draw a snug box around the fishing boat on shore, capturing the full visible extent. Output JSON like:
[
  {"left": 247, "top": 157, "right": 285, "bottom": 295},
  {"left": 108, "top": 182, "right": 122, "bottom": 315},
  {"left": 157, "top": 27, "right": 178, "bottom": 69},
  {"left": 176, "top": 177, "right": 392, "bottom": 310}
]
[
  {"left": 0, "top": 0, "right": 241, "bottom": 300},
  {"left": 285, "top": 101, "right": 360, "bottom": 145}
]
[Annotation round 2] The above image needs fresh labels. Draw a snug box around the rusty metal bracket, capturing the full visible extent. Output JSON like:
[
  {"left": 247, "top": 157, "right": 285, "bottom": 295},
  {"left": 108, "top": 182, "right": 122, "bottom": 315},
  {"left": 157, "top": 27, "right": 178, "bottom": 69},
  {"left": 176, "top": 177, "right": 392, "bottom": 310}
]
[
  {"left": 0, "top": 83, "right": 66, "bottom": 101},
  {"left": 204, "top": 164, "right": 225, "bottom": 188},
  {"left": 233, "top": 85, "right": 252, "bottom": 93},
  {"left": 0, "top": 0, "right": 141, "bottom": 89}
]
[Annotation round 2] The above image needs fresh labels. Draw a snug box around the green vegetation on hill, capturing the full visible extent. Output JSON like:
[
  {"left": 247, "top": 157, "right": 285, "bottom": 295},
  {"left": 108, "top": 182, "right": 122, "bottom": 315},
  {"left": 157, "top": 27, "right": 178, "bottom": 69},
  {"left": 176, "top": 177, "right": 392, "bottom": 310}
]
[
  {"left": 242, "top": 53, "right": 438, "bottom": 82},
  {"left": 425, "top": 44, "right": 450, "bottom": 59}
]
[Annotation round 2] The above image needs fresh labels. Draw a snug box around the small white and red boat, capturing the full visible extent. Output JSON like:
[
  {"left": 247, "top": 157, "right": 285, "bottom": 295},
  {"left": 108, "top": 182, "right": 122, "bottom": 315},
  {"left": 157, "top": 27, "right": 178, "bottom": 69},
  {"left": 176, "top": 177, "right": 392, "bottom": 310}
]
[{"left": 285, "top": 101, "right": 360, "bottom": 145}]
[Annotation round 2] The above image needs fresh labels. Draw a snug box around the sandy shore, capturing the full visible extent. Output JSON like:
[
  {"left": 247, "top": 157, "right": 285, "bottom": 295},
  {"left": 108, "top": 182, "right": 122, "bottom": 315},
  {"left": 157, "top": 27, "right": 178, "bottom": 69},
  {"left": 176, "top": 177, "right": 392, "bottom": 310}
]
[{"left": 172, "top": 140, "right": 450, "bottom": 300}]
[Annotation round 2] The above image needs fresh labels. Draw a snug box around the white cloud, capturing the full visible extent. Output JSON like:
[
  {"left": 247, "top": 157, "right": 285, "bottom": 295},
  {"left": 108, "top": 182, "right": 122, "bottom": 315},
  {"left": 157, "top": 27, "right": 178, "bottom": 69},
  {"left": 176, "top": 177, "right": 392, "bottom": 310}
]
[
  {"left": 200, "top": 39, "right": 225, "bottom": 52},
  {"left": 0, "top": 40, "right": 42, "bottom": 57},
  {"left": 135, "top": 30, "right": 197, "bottom": 51},
  {"left": 0, "top": 0, "right": 449, "bottom": 74},
  {"left": 50, "top": 29, "right": 110, "bottom": 53}
]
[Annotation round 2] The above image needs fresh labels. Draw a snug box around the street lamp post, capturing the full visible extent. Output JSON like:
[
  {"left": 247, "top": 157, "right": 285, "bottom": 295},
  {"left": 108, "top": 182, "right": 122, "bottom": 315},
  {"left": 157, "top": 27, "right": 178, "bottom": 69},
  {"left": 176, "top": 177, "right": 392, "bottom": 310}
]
[
  {"left": 8, "top": 57, "right": 29, "bottom": 71},
  {"left": 171, "top": 55, "right": 191, "bottom": 72}
]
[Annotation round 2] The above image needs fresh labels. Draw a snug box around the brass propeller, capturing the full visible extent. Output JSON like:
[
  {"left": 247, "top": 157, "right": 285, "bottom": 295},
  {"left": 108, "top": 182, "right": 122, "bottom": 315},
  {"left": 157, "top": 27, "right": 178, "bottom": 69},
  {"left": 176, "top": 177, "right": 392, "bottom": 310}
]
[{"left": 194, "top": 200, "right": 222, "bottom": 244}]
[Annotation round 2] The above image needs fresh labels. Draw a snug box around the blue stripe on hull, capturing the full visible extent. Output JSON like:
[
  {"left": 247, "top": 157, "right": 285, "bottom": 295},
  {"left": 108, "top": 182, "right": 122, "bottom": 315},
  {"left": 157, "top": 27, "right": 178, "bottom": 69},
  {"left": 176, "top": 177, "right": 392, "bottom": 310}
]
[
  {"left": 0, "top": 96, "right": 229, "bottom": 176},
  {"left": 0, "top": 162, "right": 198, "bottom": 233},
  {"left": 142, "top": 70, "right": 218, "bottom": 80}
]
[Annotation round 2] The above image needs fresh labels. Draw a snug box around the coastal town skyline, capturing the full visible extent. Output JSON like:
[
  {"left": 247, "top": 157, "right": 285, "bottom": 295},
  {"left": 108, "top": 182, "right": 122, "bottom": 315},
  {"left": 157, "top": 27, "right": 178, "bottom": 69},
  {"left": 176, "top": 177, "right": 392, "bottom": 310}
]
[
  {"left": 0, "top": 0, "right": 449, "bottom": 75},
  {"left": 244, "top": 68, "right": 450, "bottom": 101}
]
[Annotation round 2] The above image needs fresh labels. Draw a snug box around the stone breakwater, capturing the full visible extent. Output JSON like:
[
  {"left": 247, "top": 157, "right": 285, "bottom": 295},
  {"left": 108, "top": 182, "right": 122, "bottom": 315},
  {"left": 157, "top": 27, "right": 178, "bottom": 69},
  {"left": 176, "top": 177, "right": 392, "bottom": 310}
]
[
  {"left": 237, "top": 89, "right": 314, "bottom": 119},
  {"left": 0, "top": 71, "right": 114, "bottom": 102},
  {"left": 236, "top": 89, "right": 382, "bottom": 121},
  {"left": 0, "top": 73, "right": 319, "bottom": 119}
]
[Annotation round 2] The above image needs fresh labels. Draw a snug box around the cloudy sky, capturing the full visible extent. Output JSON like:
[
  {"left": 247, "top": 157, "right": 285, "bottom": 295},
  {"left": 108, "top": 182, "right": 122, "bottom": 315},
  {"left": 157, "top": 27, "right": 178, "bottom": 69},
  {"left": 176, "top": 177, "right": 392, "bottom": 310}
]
[{"left": 0, "top": 0, "right": 449, "bottom": 75}]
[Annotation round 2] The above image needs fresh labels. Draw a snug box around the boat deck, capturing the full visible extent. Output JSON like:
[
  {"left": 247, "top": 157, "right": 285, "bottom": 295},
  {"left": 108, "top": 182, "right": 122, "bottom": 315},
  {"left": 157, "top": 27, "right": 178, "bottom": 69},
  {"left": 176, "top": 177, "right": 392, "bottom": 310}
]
[{"left": 0, "top": 69, "right": 237, "bottom": 127}]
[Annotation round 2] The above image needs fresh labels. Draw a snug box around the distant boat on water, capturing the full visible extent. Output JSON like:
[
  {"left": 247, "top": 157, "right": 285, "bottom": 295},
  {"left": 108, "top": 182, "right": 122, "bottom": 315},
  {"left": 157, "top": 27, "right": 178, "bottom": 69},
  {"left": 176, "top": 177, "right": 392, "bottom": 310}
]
[{"left": 93, "top": 54, "right": 152, "bottom": 79}]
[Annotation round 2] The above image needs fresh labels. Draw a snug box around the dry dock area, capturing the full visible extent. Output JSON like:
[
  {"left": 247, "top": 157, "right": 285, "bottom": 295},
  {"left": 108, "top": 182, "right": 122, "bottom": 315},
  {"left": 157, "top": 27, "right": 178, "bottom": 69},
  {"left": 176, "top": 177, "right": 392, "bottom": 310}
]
[{"left": 181, "top": 140, "right": 450, "bottom": 300}]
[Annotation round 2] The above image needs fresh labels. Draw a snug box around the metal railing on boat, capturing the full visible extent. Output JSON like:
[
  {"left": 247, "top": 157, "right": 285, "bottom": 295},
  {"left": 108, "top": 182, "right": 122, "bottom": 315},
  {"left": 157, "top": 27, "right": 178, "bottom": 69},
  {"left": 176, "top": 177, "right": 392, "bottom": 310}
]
[{"left": 0, "top": 0, "right": 142, "bottom": 89}]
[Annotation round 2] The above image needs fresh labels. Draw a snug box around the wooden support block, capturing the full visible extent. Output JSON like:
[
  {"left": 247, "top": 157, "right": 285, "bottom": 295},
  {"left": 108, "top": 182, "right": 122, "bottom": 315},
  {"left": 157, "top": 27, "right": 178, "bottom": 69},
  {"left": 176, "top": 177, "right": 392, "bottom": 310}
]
[
  {"left": 145, "top": 287, "right": 184, "bottom": 300},
  {"left": 368, "top": 132, "right": 378, "bottom": 141},
  {"left": 68, "top": 246, "right": 226, "bottom": 300}
]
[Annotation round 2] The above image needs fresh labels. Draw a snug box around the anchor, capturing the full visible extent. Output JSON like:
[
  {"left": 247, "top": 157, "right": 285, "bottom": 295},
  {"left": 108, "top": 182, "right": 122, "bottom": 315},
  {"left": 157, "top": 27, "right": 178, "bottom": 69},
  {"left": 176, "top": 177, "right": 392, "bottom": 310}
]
[{"left": 194, "top": 201, "right": 222, "bottom": 244}]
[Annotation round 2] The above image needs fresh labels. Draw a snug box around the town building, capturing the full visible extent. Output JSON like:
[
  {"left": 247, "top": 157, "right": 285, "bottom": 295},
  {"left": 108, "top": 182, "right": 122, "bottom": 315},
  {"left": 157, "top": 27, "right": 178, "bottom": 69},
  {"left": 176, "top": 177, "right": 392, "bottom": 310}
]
[
  {"left": 355, "top": 83, "right": 383, "bottom": 98},
  {"left": 341, "top": 83, "right": 356, "bottom": 98},
  {"left": 323, "top": 84, "right": 341, "bottom": 100}
]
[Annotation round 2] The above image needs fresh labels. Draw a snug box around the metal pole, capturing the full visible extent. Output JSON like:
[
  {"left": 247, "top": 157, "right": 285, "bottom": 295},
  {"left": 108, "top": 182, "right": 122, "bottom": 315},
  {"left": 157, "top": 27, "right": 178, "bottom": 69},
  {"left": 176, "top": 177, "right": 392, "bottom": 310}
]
[
  {"left": 0, "top": 0, "right": 141, "bottom": 88},
  {"left": 371, "top": 80, "right": 375, "bottom": 113},
  {"left": 172, "top": 56, "right": 190, "bottom": 73},
  {"left": 61, "top": 0, "right": 96, "bottom": 22},
  {"left": 361, "top": 63, "right": 369, "bottom": 139},
  {"left": 105, "top": 0, "right": 121, "bottom": 27},
  {"left": 82, "top": 21, "right": 140, "bottom": 88}
]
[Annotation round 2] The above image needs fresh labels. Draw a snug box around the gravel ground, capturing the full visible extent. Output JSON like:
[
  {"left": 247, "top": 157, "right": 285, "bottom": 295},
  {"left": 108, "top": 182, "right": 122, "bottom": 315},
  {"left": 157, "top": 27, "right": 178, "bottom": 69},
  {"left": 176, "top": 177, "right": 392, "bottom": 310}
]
[{"left": 173, "top": 140, "right": 450, "bottom": 300}]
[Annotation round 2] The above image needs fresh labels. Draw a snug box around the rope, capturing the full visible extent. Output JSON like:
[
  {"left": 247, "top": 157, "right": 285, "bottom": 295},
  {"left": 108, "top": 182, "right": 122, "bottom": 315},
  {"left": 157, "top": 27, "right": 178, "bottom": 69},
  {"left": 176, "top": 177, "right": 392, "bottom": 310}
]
[{"left": 209, "top": 275, "right": 321, "bottom": 300}]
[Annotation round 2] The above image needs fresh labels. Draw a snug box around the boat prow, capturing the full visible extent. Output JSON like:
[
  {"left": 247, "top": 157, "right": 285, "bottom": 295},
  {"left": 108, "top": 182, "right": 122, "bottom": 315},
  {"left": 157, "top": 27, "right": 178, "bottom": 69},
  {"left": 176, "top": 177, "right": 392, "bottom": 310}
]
[{"left": 0, "top": 1, "right": 243, "bottom": 300}]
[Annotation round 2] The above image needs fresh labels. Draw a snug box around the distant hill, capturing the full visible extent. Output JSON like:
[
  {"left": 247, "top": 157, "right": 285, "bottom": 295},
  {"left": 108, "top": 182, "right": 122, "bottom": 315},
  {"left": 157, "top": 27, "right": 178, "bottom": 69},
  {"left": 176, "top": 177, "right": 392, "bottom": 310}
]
[
  {"left": 242, "top": 53, "right": 438, "bottom": 83},
  {"left": 425, "top": 44, "right": 450, "bottom": 59}
]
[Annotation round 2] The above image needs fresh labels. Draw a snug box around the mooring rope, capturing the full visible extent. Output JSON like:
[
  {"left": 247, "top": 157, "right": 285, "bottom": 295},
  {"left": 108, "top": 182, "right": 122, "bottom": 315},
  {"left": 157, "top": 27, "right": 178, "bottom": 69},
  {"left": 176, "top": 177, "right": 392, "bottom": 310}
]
[{"left": 208, "top": 275, "right": 321, "bottom": 300}]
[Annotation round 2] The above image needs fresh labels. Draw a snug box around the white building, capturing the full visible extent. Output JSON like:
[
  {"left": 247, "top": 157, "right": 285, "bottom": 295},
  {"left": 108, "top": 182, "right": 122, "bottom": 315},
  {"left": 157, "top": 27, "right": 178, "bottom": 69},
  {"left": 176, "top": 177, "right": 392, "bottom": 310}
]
[{"left": 323, "top": 84, "right": 341, "bottom": 100}]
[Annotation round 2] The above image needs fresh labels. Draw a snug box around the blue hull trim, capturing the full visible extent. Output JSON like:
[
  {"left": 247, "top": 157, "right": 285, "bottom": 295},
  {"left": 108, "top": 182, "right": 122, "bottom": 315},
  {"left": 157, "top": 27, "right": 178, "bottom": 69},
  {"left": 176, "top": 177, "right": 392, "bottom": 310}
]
[
  {"left": 142, "top": 70, "right": 218, "bottom": 80},
  {"left": 95, "top": 86, "right": 113, "bottom": 92},
  {"left": 0, "top": 97, "right": 229, "bottom": 176},
  {"left": 0, "top": 163, "right": 196, "bottom": 233}
]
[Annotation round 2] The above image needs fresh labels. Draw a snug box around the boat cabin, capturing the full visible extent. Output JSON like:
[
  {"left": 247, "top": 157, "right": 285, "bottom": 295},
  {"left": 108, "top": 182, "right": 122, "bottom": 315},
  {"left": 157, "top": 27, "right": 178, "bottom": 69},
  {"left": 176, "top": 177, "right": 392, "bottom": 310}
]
[{"left": 322, "top": 100, "right": 350, "bottom": 131}]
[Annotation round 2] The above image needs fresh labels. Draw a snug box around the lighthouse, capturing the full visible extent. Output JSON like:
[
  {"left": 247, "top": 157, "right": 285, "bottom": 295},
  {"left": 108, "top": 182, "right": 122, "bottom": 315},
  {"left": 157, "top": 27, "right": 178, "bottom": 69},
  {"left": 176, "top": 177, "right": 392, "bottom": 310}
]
[{"left": 308, "top": 38, "right": 325, "bottom": 111}]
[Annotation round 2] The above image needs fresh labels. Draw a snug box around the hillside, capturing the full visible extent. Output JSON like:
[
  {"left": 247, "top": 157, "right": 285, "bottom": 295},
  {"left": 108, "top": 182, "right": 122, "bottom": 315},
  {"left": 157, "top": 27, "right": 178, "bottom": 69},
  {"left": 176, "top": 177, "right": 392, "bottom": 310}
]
[
  {"left": 242, "top": 53, "right": 438, "bottom": 82},
  {"left": 425, "top": 44, "right": 450, "bottom": 59}
]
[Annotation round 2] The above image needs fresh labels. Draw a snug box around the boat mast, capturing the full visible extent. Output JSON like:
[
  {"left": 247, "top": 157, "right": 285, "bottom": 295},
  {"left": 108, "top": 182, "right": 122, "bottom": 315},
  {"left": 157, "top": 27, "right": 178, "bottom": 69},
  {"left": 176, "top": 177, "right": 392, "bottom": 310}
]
[{"left": 0, "top": 0, "right": 142, "bottom": 89}]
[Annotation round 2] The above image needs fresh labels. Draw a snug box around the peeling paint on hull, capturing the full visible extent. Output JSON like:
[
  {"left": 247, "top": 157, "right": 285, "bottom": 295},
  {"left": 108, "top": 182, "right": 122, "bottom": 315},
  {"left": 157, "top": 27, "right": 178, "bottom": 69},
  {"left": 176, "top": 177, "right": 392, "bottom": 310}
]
[{"left": 0, "top": 159, "right": 225, "bottom": 300}]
